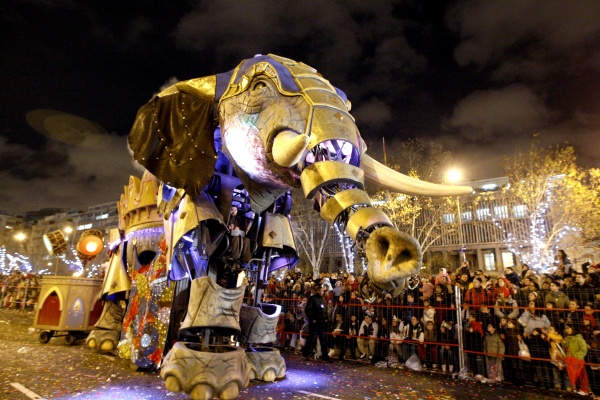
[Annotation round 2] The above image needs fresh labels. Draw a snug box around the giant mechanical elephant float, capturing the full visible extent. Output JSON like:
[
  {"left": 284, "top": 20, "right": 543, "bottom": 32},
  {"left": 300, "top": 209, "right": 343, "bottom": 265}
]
[{"left": 127, "top": 54, "right": 471, "bottom": 399}]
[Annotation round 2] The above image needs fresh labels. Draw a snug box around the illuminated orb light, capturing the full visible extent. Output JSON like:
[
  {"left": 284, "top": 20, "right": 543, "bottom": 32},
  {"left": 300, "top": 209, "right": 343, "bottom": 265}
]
[{"left": 76, "top": 229, "right": 105, "bottom": 257}]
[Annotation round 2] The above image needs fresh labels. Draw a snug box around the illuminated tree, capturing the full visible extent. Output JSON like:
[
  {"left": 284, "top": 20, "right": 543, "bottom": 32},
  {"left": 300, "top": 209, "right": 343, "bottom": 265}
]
[
  {"left": 497, "top": 141, "right": 600, "bottom": 271},
  {"left": 0, "top": 245, "right": 33, "bottom": 274},
  {"left": 291, "top": 192, "right": 331, "bottom": 279},
  {"left": 371, "top": 138, "right": 458, "bottom": 272}
]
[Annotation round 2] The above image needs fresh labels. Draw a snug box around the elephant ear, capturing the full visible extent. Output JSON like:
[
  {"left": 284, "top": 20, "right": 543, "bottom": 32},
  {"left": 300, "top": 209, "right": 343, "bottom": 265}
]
[{"left": 128, "top": 76, "right": 219, "bottom": 198}]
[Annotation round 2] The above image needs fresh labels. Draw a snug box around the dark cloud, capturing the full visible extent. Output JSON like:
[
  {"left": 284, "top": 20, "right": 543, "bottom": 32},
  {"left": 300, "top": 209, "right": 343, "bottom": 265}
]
[
  {"left": 443, "top": 84, "right": 552, "bottom": 141},
  {"left": 447, "top": 1, "right": 600, "bottom": 76},
  {"left": 0, "top": 136, "right": 136, "bottom": 214}
]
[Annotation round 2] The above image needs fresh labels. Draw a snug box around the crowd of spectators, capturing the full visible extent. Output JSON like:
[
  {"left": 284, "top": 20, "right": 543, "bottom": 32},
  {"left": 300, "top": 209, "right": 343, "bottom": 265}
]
[
  {"left": 254, "top": 251, "right": 600, "bottom": 396},
  {"left": 1, "top": 270, "right": 40, "bottom": 310}
]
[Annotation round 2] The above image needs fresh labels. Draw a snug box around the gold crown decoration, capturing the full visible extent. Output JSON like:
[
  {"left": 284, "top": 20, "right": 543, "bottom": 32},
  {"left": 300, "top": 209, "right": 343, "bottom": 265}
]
[{"left": 118, "top": 170, "right": 163, "bottom": 234}]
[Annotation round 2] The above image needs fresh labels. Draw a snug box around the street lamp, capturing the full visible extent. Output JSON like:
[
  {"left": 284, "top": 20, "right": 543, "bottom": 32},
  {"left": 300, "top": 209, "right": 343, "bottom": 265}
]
[{"left": 446, "top": 169, "right": 466, "bottom": 263}]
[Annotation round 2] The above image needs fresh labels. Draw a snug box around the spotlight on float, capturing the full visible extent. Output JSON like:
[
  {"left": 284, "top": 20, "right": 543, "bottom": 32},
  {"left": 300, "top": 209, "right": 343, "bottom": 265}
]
[
  {"left": 77, "top": 230, "right": 104, "bottom": 256},
  {"left": 43, "top": 230, "right": 68, "bottom": 256},
  {"left": 76, "top": 229, "right": 105, "bottom": 273}
]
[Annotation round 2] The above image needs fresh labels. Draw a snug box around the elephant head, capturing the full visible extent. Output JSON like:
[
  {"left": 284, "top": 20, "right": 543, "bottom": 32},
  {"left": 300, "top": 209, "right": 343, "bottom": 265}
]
[{"left": 128, "top": 54, "right": 471, "bottom": 296}]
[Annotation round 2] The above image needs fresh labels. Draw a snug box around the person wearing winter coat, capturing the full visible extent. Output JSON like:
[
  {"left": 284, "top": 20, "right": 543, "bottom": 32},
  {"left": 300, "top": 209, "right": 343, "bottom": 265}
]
[
  {"left": 503, "top": 267, "right": 521, "bottom": 288},
  {"left": 543, "top": 326, "right": 566, "bottom": 390},
  {"left": 503, "top": 319, "right": 524, "bottom": 387},
  {"left": 302, "top": 285, "right": 331, "bottom": 362},
  {"left": 464, "top": 277, "right": 493, "bottom": 311},
  {"left": 491, "top": 277, "right": 511, "bottom": 300},
  {"left": 422, "top": 298, "right": 436, "bottom": 325},
  {"left": 518, "top": 301, "right": 551, "bottom": 337},
  {"left": 544, "top": 281, "right": 570, "bottom": 311},
  {"left": 494, "top": 293, "right": 520, "bottom": 320},
  {"left": 562, "top": 324, "right": 590, "bottom": 395},
  {"left": 484, "top": 323, "right": 505, "bottom": 381},
  {"left": 438, "top": 321, "right": 458, "bottom": 373},
  {"left": 330, "top": 313, "right": 350, "bottom": 360},
  {"left": 455, "top": 262, "right": 472, "bottom": 281},
  {"left": 357, "top": 314, "right": 378, "bottom": 361},
  {"left": 388, "top": 317, "right": 406, "bottom": 363},
  {"left": 526, "top": 328, "right": 552, "bottom": 389},
  {"left": 465, "top": 311, "right": 485, "bottom": 378},
  {"left": 402, "top": 316, "right": 424, "bottom": 365},
  {"left": 435, "top": 268, "right": 451, "bottom": 285},
  {"left": 423, "top": 320, "right": 438, "bottom": 370},
  {"left": 433, "top": 284, "right": 453, "bottom": 326}
]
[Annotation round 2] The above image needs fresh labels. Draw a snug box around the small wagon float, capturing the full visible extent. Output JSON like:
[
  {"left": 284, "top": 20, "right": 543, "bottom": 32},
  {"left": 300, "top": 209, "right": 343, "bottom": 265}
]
[
  {"left": 33, "top": 229, "right": 105, "bottom": 345},
  {"left": 33, "top": 275, "right": 104, "bottom": 345}
]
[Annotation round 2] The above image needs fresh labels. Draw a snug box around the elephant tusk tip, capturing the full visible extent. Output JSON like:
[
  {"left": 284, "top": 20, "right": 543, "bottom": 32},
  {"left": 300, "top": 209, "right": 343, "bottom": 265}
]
[{"left": 272, "top": 131, "right": 309, "bottom": 168}]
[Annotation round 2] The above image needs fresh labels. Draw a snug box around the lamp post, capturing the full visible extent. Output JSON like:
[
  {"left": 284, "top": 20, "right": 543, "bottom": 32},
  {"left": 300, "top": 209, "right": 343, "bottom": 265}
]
[{"left": 447, "top": 169, "right": 466, "bottom": 263}]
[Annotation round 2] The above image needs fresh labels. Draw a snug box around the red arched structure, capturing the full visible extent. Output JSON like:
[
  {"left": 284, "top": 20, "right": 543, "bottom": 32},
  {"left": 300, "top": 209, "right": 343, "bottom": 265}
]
[
  {"left": 37, "top": 291, "right": 61, "bottom": 326},
  {"left": 88, "top": 298, "right": 104, "bottom": 326}
]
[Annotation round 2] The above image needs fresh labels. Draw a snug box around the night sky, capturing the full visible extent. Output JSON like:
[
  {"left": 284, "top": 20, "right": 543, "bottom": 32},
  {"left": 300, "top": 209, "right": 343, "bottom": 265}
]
[{"left": 1, "top": 0, "right": 600, "bottom": 215}]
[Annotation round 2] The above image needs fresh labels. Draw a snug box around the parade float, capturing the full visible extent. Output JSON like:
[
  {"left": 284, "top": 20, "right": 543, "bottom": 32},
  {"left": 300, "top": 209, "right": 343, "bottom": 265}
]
[
  {"left": 122, "top": 54, "right": 472, "bottom": 399},
  {"left": 33, "top": 229, "right": 105, "bottom": 345}
]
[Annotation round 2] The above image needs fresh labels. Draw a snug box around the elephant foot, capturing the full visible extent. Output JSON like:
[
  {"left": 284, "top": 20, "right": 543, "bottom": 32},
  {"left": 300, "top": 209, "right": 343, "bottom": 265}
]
[
  {"left": 245, "top": 347, "right": 286, "bottom": 382},
  {"left": 189, "top": 381, "right": 238, "bottom": 400},
  {"left": 164, "top": 376, "right": 181, "bottom": 393},
  {"left": 216, "top": 381, "right": 240, "bottom": 400},
  {"left": 100, "top": 340, "right": 114, "bottom": 352},
  {"left": 161, "top": 342, "right": 249, "bottom": 399},
  {"left": 86, "top": 329, "right": 119, "bottom": 353},
  {"left": 190, "top": 383, "right": 213, "bottom": 400}
]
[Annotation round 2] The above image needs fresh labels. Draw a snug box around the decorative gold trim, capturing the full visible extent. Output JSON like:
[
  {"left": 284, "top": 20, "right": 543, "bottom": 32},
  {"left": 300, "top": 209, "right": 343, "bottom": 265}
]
[
  {"left": 320, "top": 189, "right": 372, "bottom": 225},
  {"left": 346, "top": 207, "right": 393, "bottom": 241},
  {"left": 299, "top": 161, "right": 364, "bottom": 199}
]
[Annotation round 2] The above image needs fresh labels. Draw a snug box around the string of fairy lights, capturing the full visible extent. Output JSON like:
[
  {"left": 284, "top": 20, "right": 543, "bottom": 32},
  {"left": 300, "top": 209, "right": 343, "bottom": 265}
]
[
  {"left": 0, "top": 246, "right": 32, "bottom": 274},
  {"left": 492, "top": 176, "right": 581, "bottom": 272},
  {"left": 0, "top": 245, "right": 103, "bottom": 277},
  {"left": 333, "top": 224, "right": 355, "bottom": 273}
]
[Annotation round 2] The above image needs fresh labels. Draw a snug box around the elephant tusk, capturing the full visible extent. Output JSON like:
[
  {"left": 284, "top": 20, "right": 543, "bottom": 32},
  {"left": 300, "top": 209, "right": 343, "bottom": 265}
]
[
  {"left": 361, "top": 154, "right": 473, "bottom": 197},
  {"left": 272, "top": 131, "right": 309, "bottom": 168}
]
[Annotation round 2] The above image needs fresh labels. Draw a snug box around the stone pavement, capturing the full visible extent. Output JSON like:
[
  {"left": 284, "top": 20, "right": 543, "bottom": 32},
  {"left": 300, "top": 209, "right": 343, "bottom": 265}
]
[{"left": 0, "top": 309, "right": 584, "bottom": 399}]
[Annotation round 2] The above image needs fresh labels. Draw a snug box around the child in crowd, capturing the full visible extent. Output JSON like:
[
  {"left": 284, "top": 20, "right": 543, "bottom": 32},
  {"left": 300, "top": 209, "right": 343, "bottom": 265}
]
[
  {"left": 422, "top": 298, "right": 436, "bottom": 325},
  {"left": 484, "top": 323, "right": 504, "bottom": 382},
  {"left": 423, "top": 320, "right": 438, "bottom": 370},
  {"left": 438, "top": 320, "right": 457, "bottom": 373},
  {"left": 543, "top": 326, "right": 566, "bottom": 390},
  {"left": 563, "top": 324, "right": 590, "bottom": 395}
]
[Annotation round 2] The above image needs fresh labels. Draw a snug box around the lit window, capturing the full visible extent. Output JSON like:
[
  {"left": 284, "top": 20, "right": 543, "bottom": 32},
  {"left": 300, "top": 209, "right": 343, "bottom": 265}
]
[
  {"left": 494, "top": 206, "right": 509, "bottom": 219},
  {"left": 513, "top": 205, "right": 527, "bottom": 218},
  {"left": 443, "top": 213, "right": 455, "bottom": 224},
  {"left": 501, "top": 252, "right": 515, "bottom": 268},
  {"left": 476, "top": 208, "right": 491, "bottom": 220},
  {"left": 461, "top": 211, "right": 472, "bottom": 222},
  {"left": 481, "top": 184, "right": 498, "bottom": 191},
  {"left": 484, "top": 253, "right": 496, "bottom": 271}
]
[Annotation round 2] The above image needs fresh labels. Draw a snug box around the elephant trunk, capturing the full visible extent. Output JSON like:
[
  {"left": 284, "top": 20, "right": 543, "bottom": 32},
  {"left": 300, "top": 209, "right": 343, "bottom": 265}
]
[{"left": 298, "top": 157, "right": 422, "bottom": 295}]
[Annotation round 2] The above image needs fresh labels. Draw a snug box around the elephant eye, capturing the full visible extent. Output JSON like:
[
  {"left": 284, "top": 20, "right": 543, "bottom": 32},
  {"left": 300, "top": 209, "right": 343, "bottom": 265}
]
[{"left": 252, "top": 81, "right": 267, "bottom": 91}]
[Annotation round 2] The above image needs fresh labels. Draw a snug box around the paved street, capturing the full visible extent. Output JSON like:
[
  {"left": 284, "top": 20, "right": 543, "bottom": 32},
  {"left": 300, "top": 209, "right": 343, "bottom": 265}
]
[{"left": 0, "top": 308, "right": 582, "bottom": 400}]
